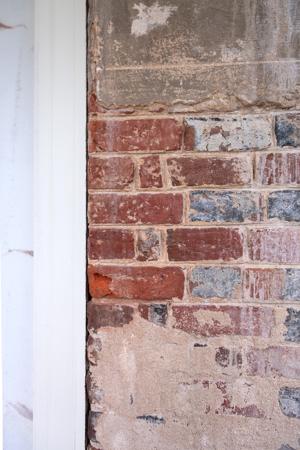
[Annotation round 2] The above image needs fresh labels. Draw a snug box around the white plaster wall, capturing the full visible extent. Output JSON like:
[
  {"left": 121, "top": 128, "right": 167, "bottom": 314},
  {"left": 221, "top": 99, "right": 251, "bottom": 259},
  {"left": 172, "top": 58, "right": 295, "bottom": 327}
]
[{"left": 0, "top": 1, "right": 33, "bottom": 449}]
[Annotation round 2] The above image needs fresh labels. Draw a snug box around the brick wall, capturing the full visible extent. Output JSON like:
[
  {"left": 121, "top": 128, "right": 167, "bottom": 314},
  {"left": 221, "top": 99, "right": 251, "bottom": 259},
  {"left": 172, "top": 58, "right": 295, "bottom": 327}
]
[{"left": 87, "top": 1, "right": 300, "bottom": 449}]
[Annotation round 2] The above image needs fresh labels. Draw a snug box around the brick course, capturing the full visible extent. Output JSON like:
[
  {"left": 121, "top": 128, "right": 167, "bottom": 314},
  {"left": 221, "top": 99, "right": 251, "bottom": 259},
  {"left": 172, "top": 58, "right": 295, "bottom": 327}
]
[
  {"left": 88, "top": 193, "right": 183, "bottom": 224},
  {"left": 167, "top": 156, "right": 252, "bottom": 187},
  {"left": 89, "top": 118, "right": 183, "bottom": 152}
]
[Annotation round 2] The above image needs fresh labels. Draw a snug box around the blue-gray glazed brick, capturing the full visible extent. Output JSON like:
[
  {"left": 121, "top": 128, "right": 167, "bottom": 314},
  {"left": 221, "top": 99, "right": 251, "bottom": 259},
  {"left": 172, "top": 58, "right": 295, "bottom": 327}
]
[
  {"left": 268, "top": 191, "right": 300, "bottom": 222},
  {"left": 190, "top": 191, "right": 261, "bottom": 223},
  {"left": 278, "top": 387, "right": 300, "bottom": 418},
  {"left": 283, "top": 269, "right": 300, "bottom": 301},
  {"left": 275, "top": 114, "right": 300, "bottom": 147},
  {"left": 284, "top": 308, "right": 300, "bottom": 343},
  {"left": 190, "top": 267, "right": 241, "bottom": 298}
]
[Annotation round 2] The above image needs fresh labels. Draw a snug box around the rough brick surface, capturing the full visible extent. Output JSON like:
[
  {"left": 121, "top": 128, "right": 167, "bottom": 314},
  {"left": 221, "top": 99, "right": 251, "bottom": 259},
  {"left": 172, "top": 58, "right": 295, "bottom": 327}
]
[
  {"left": 172, "top": 305, "right": 274, "bottom": 338},
  {"left": 167, "top": 156, "right": 251, "bottom": 187},
  {"left": 244, "top": 269, "right": 285, "bottom": 302},
  {"left": 243, "top": 268, "right": 300, "bottom": 302},
  {"left": 136, "top": 229, "right": 161, "bottom": 261},
  {"left": 138, "top": 156, "right": 163, "bottom": 188},
  {"left": 257, "top": 153, "right": 300, "bottom": 186},
  {"left": 184, "top": 116, "right": 272, "bottom": 152},
  {"left": 88, "top": 303, "right": 134, "bottom": 330},
  {"left": 89, "top": 119, "right": 182, "bottom": 152},
  {"left": 275, "top": 114, "right": 300, "bottom": 147},
  {"left": 89, "top": 193, "right": 183, "bottom": 224},
  {"left": 190, "top": 191, "right": 262, "bottom": 222},
  {"left": 88, "top": 265, "right": 185, "bottom": 301},
  {"left": 138, "top": 304, "right": 168, "bottom": 327},
  {"left": 284, "top": 270, "right": 300, "bottom": 301},
  {"left": 87, "top": 2, "right": 300, "bottom": 448},
  {"left": 248, "top": 228, "right": 300, "bottom": 263},
  {"left": 278, "top": 387, "right": 300, "bottom": 419},
  {"left": 89, "top": 229, "right": 135, "bottom": 260},
  {"left": 88, "top": 156, "right": 134, "bottom": 189},
  {"left": 284, "top": 309, "right": 300, "bottom": 343},
  {"left": 189, "top": 267, "right": 241, "bottom": 299},
  {"left": 167, "top": 228, "right": 243, "bottom": 261},
  {"left": 268, "top": 191, "right": 300, "bottom": 222}
]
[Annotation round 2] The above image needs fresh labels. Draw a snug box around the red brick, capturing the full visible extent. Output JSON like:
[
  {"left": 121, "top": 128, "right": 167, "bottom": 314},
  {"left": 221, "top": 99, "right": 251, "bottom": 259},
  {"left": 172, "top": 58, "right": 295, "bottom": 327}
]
[
  {"left": 88, "top": 118, "right": 182, "bottom": 152},
  {"left": 88, "top": 302, "right": 134, "bottom": 330},
  {"left": 139, "top": 156, "right": 163, "bottom": 188},
  {"left": 172, "top": 305, "right": 274, "bottom": 338},
  {"left": 89, "top": 193, "right": 183, "bottom": 225},
  {"left": 248, "top": 228, "right": 300, "bottom": 263},
  {"left": 167, "top": 228, "right": 243, "bottom": 261},
  {"left": 88, "top": 229, "right": 135, "bottom": 260},
  {"left": 88, "top": 157, "right": 134, "bottom": 189},
  {"left": 167, "top": 156, "right": 251, "bottom": 187},
  {"left": 88, "top": 93, "right": 102, "bottom": 114},
  {"left": 257, "top": 153, "right": 300, "bottom": 185},
  {"left": 243, "top": 268, "right": 285, "bottom": 301},
  {"left": 88, "top": 265, "right": 185, "bottom": 300},
  {"left": 246, "top": 346, "right": 300, "bottom": 379}
]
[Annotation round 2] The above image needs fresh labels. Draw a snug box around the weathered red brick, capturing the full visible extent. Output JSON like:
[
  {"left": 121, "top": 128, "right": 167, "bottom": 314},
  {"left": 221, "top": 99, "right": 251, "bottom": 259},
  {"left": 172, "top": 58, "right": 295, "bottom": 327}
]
[
  {"left": 88, "top": 118, "right": 182, "bottom": 152},
  {"left": 172, "top": 305, "right": 274, "bottom": 338},
  {"left": 89, "top": 193, "right": 183, "bottom": 224},
  {"left": 167, "top": 228, "right": 243, "bottom": 261},
  {"left": 88, "top": 302, "right": 134, "bottom": 330},
  {"left": 257, "top": 153, "right": 300, "bottom": 185},
  {"left": 248, "top": 228, "right": 300, "bottom": 263},
  {"left": 167, "top": 156, "right": 251, "bottom": 187},
  {"left": 88, "top": 156, "right": 134, "bottom": 189},
  {"left": 139, "top": 156, "right": 163, "bottom": 188},
  {"left": 88, "top": 229, "right": 135, "bottom": 260},
  {"left": 246, "top": 346, "right": 300, "bottom": 379},
  {"left": 244, "top": 268, "right": 285, "bottom": 301},
  {"left": 88, "top": 265, "right": 184, "bottom": 300}
]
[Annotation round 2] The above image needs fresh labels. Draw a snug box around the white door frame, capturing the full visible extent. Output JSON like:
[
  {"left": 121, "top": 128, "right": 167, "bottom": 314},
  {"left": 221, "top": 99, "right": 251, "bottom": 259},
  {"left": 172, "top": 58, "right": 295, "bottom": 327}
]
[{"left": 33, "top": 1, "right": 86, "bottom": 449}]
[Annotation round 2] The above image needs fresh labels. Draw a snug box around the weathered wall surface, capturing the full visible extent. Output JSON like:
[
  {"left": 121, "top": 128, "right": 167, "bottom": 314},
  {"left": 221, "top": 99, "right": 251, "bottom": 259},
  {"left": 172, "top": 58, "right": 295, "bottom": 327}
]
[{"left": 87, "top": 1, "right": 300, "bottom": 449}]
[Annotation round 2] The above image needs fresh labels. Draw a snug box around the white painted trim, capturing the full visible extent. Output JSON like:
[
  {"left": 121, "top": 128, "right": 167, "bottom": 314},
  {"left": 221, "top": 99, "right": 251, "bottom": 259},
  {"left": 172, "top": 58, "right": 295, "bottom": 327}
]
[{"left": 33, "top": 1, "right": 86, "bottom": 449}]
